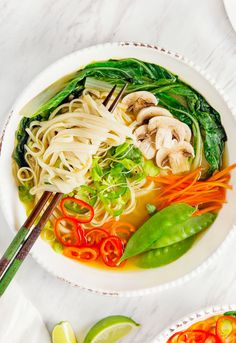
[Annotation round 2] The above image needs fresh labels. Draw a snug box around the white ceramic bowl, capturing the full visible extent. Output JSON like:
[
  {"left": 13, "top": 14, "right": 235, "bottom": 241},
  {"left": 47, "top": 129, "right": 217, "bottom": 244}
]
[
  {"left": 155, "top": 304, "right": 236, "bottom": 342},
  {"left": 1, "top": 42, "right": 236, "bottom": 296}
]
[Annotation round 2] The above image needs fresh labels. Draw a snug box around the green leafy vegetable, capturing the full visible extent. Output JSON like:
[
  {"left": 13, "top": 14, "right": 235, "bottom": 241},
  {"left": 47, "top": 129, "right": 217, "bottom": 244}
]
[
  {"left": 186, "top": 89, "right": 227, "bottom": 173},
  {"left": 91, "top": 158, "right": 103, "bottom": 182},
  {"left": 119, "top": 203, "right": 195, "bottom": 262},
  {"left": 85, "top": 77, "right": 120, "bottom": 93},
  {"left": 149, "top": 212, "right": 216, "bottom": 249},
  {"left": 136, "top": 236, "right": 195, "bottom": 268},
  {"left": 14, "top": 117, "right": 37, "bottom": 167},
  {"left": 14, "top": 58, "right": 226, "bottom": 173},
  {"left": 20, "top": 73, "right": 82, "bottom": 118}
]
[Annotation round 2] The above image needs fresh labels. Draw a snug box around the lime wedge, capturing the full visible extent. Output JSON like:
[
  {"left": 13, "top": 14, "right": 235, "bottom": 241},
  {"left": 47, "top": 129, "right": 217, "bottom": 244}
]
[
  {"left": 83, "top": 315, "right": 140, "bottom": 343},
  {"left": 52, "top": 321, "right": 77, "bottom": 343}
]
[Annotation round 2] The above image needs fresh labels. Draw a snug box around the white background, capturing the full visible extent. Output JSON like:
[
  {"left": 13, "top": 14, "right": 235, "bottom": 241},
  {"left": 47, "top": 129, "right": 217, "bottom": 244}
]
[{"left": 0, "top": 0, "right": 236, "bottom": 342}]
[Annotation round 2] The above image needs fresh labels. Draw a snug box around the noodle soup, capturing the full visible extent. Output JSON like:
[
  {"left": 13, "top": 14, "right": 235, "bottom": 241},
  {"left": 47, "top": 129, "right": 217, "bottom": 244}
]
[{"left": 13, "top": 58, "right": 235, "bottom": 270}]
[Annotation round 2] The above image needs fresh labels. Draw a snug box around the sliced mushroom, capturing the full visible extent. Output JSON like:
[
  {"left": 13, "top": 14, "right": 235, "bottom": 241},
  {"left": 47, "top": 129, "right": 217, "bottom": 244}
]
[
  {"left": 156, "top": 142, "right": 194, "bottom": 174},
  {"left": 155, "top": 128, "right": 176, "bottom": 149},
  {"left": 122, "top": 91, "right": 158, "bottom": 114},
  {"left": 134, "top": 124, "right": 148, "bottom": 140},
  {"left": 136, "top": 106, "right": 172, "bottom": 123},
  {"left": 148, "top": 116, "right": 192, "bottom": 149},
  {"left": 137, "top": 137, "right": 156, "bottom": 160},
  {"left": 134, "top": 125, "right": 156, "bottom": 159}
]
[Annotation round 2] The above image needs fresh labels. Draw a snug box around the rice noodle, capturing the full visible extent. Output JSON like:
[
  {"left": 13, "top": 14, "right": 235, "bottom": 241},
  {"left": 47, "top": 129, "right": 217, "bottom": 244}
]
[
  {"left": 16, "top": 91, "right": 134, "bottom": 196},
  {"left": 15, "top": 89, "right": 153, "bottom": 226}
]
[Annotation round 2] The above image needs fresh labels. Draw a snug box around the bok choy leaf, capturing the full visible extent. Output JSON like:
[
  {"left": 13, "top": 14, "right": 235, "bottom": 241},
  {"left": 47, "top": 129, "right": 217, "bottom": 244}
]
[{"left": 14, "top": 58, "right": 226, "bottom": 174}]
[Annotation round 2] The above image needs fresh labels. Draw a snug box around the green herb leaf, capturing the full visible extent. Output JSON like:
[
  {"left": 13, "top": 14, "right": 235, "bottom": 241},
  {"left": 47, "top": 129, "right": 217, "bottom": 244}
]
[{"left": 91, "top": 158, "right": 103, "bottom": 182}]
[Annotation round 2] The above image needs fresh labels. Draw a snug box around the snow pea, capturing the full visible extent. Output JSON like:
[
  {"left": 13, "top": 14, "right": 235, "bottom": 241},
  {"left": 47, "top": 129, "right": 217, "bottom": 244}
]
[
  {"left": 149, "top": 212, "right": 216, "bottom": 249},
  {"left": 136, "top": 236, "right": 195, "bottom": 269},
  {"left": 119, "top": 203, "right": 195, "bottom": 262}
]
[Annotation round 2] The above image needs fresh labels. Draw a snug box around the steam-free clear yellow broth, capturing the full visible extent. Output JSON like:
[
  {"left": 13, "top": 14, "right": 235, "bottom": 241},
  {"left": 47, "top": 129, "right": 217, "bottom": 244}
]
[
  {"left": 13, "top": 58, "right": 231, "bottom": 270},
  {"left": 121, "top": 189, "right": 158, "bottom": 228}
]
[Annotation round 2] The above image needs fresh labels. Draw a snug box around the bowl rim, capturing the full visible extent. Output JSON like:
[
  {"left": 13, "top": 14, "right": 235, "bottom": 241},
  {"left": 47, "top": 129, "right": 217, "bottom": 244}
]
[
  {"left": 0, "top": 41, "right": 236, "bottom": 297},
  {"left": 154, "top": 304, "right": 236, "bottom": 342}
]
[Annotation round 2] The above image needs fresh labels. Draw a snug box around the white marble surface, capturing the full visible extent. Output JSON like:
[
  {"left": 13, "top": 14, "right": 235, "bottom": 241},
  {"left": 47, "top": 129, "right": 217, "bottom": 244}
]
[{"left": 1, "top": 0, "right": 236, "bottom": 342}]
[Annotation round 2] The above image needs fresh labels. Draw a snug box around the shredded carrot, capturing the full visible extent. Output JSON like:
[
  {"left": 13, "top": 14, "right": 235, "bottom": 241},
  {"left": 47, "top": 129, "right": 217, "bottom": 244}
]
[
  {"left": 149, "top": 163, "right": 236, "bottom": 214},
  {"left": 157, "top": 168, "right": 202, "bottom": 197},
  {"left": 194, "top": 205, "right": 222, "bottom": 216},
  {"left": 166, "top": 173, "right": 202, "bottom": 201},
  {"left": 209, "top": 163, "right": 236, "bottom": 181}
]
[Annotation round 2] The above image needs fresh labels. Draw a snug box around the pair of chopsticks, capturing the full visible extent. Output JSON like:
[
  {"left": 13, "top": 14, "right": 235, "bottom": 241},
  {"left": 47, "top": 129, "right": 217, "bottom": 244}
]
[{"left": 0, "top": 83, "right": 128, "bottom": 296}]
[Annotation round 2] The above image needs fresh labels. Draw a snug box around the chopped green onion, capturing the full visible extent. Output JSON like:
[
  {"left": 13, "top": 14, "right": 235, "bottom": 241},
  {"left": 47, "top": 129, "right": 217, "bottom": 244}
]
[
  {"left": 53, "top": 242, "right": 64, "bottom": 254},
  {"left": 41, "top": 229, "right": 55, "bottom": 242},
  {"left": 146, "top": 203, "right": 157, "bottom": 215},
  {"left": 44, "top": 221, "right": 53, "bottom": 231}
]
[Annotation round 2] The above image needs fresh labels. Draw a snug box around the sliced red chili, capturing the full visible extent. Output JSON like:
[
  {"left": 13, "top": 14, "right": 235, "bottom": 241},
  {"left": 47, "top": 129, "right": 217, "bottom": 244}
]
[
  {"left": 177, "top": 330, "right": 209, "bottom": 342},
  {"left": 101, "top": 220, "right": 115, "bottom": 231},
  {"left": 61, "top": 197, "right": 94, "bottom": 223},
  {"left": 206, "top": 333, "right": 221, "bottom": 342},
  {"left": 54, "top": 217, "right": 85, "bottom": 247},
  {"left": 168, "top": 330, "right": 220, "bottom": 343},
  {"left": 167, "top": 332, "right": 182, "bottom": 343},
  {"left": 110, "top": 221, "right": 136, "bottom": 244},
  {"left": 85, "top": 228, "right": 109, "bottom": 246},
  {"left": 63, "top": 245, "right": 99, "bottom": 262},
  {"left": 100, "top": 236, "right": 124, "bottom": 267},
  {"left": 189, "top": 316, "right": 220, "bottom": 334}
]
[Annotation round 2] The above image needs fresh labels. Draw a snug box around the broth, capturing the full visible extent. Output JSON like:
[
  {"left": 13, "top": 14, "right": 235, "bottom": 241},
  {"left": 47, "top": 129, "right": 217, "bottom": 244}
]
[{"left": 14, "top": 57, "right": 228, "bottom": 271}]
